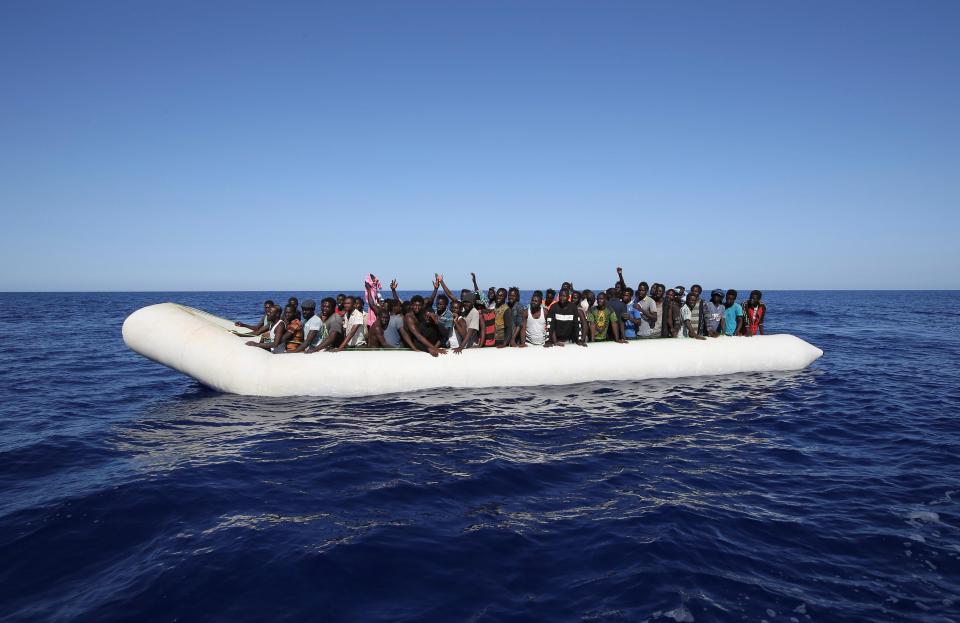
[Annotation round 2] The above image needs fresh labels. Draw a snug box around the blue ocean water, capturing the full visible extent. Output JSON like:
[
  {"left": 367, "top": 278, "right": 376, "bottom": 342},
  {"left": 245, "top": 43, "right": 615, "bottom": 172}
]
[{"left": 1, "top": 290, "right": 959, "bottom": 622}]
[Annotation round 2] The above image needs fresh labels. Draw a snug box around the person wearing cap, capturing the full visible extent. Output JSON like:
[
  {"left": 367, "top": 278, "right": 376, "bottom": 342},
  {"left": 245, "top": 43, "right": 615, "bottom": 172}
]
[
  {"left": 704, "top": 289, "right": 726, "bottom": 337},
  {"left": 452, "top": 291, "right": 482, "bottom": 353}
]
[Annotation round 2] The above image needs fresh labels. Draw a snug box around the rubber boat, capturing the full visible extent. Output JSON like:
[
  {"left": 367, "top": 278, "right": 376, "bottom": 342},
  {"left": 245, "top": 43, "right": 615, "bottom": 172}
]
[{"left": 122, "top": 303, "right": 824, "bottom": 398}]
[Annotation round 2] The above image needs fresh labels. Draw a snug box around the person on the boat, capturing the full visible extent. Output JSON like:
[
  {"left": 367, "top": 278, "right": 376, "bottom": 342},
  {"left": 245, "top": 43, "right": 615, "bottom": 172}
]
[
  {"left": 689, "top": 284, "right": 708, "bottom": 337},
  {"left": 281, "top": 305, "right": 304, "bottom": 351},
  {"left": 586, "top": 291, "right": 615, "bottom": 342},
  {"left": 476, "top": 297, "right": 497, "bottom": 348},
  {"left": 234, "top": 299, "right": 274, "bottom": 336},
  {"left": 335, "top": 294, "right": 346, "bottom": 316},
  {"left": 632, "top": 282, "right": 658, "bottom": 338},
  {"left": 620, "top": 290, "right": 644, "bottom": 340},
  {"left": 286, "top": 299, "right": 322, "bottom": 353},
  {"left": 245, "top": 305, "right": 286, "bottom": 352},
  {"left": 492, "top": 288, "right": 513, "bottom": 348},
  {"left": 704, "top": 289, "right": 726, "bottom": 338},
  {"left": 519, "top": 291, "right": 547, "bottom": 347},
  {"left": 743, "top": 290, "right": 766, "bottom": 336},
  {"left": 433, "top": 294, "right": 454, "bottom": 347},
  {"left": 507, "top": 287, "right": 525, "bottom": 346},
  {"left": 663, "top": 288, "right": 682, "bottom": 337},
  {"left": 452, "top": 293, "right": 481, "bottom": 354},
  {"left": 722, "top": 289, "right": 744, "bottom": 336},
  {"left": 306, "top": 298, "right": 344, "bottom": 352},
  {"left": 334, "top": 296, "right": 367, "bottom": 351},
  {"left": 399, "top": 295, "right": 446, "bottom": 357},
  {"left": 570, "top": 291, "right": 591, "bottom": 340},
  {"left": 365, "top": 309, "right": 394, "bottom": 348},
  {"left": 579, "top": 289, "right": 596, "bottom": 314},
  {"left": 382, "top": 299, "right": 406, "bottom": 348},
  {"left": 545, "top": 289, "right": 586, "bottom": 347},
  {"left": 448, "top": 299, "right": 466, "bottom": 349},
  {"left": 679, "top": 293, "right": 707, "bottom": 340},
  {"left": 287, "top": 297, "right": 301, "bottom": 320},
  {"left": 605, "top": 285, "right": 628, "bottom": 341},
  {"left": 543, "top": 288, "right": 557, "bottom": 311}
]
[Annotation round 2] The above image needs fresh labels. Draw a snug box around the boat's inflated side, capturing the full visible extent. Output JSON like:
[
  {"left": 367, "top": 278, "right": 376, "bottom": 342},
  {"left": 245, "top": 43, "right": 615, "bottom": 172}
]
[{"left": 122, "top": 303, "right": 824, "bottom": 397}]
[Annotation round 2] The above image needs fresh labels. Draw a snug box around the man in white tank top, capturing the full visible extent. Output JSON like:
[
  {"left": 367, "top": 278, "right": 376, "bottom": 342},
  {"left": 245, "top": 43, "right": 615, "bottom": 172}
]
[{"left": 520, "top": 291, "right": 547, "bottom": 347}]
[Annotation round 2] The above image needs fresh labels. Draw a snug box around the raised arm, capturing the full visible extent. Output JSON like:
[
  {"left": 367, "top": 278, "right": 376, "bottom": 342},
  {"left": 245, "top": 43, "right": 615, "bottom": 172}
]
[
  {"left": 616, "top": 266, "right": 626, "bottom": 291},
  {"left": 438, "top": 276, "right": 458, "bottom": 302},
  {"left": 424, "top": 277, "right": 440, "bottom": 308}
]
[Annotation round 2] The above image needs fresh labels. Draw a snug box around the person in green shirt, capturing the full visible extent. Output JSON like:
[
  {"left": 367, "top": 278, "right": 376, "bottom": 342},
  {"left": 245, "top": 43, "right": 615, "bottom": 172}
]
[{"left": 586, "top": 292, "right": 624, "bottom": 343}]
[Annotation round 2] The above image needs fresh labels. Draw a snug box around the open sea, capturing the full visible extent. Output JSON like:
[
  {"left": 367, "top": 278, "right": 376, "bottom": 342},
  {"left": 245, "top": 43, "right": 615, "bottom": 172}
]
[{"left": 1, "top": 290, "right": 958, "bottom": 623}]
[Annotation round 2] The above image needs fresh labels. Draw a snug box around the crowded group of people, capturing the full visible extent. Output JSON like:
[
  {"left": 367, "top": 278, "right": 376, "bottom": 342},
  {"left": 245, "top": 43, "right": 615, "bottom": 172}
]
[{"left": 234, "top": 268, "right": 768, "bottom": 357}]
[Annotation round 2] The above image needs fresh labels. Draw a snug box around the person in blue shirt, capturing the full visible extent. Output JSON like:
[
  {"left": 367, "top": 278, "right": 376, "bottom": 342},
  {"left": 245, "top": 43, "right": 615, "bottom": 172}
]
[
  {"left": 619, "top": 291, "right": 644, "bottom": 340},
  {"left": 722, "top": 289, "right": 744, "bottom": 336}
]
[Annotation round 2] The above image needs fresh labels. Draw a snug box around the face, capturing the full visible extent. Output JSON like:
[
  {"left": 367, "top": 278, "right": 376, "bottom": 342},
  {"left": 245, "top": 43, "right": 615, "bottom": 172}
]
[
  {"left": 302, "top": 305, "right": 315, "bottom": 319},
  {"left": 691, "top": 285, "right": 702, "bottom": 299},
  {"left": 436, "top": 298, "right": 448, "bottom": 313},
  {"left": 321, "top": 300, "right": 333, "bottom": 317},
  {"left": 597, "top": 292, "right": 607, "bottom": 308},
  {"left": 496, "top": 289, "right": 506, "bottom": 305},
  {"left": 411, "top": 299, "right": 423, "bottom": 315},
  {"left": 750, "top": 292, "right": 761, "bottom": 305},
  {"left": 531, "top": 294, "right": 542, "bottom": 308},
  {"left": 336, "top": 295, "right": 345, "bottom": 307},
  {"left": 666, "top": 290, "right": 675, "bottom": 302},
  {"left": 508, "top": 290, "right": 518, "bottom": 305},
  {"left": 712, "top": 293, "right": 722, "bottom": 305},
  {"left": 572, "top": 291, "right": 581, "bottom": 304},
  {"left": 621, "top": 291, "right": 632, "bottom": 305},
  {"left": 488, "top": 288, "right": 496, "bottom": 300},
  {"left": 686, "top": 293, "right": 696, "bottom": 308},
  {"left": 587, "top": 292, "right": 596, "bottom": 304},
  {"left": 379, "top": 314, "right": 390, "bottom": 328},
  {"left": 268, "top": 306, "right": 280, "bottom": 320},
  {"left": 462, "top": 300, "right": 474, "bottom": 314},
  {"left": 545, "top": 291, "right": 555, "bottom": 302},
  {"left": 558, "top": 290, "right": 570, "bottom": 304},
  {"left": 343, "top": 297, "right": 354, "bottom": 314},
  {"left": 614, "top": 284, "right": 623, "bottom": 296},
  {"left": 451, "top": 301, "right": 462, "bottom": 316},
  {"left": 638, "top": 284, "right": 649, "bottom": 298},
  {"left": 263, "top": 302, "right": 272, "bottom": 312},
  {"left": 288, "top": 298, "right": 298, "bottom": 308},
  {"left": 283, "top": 306, "right": 296, "bottom": 322},
  {"left": 725, "top": 292, "right": 737, "bottom": 307}
]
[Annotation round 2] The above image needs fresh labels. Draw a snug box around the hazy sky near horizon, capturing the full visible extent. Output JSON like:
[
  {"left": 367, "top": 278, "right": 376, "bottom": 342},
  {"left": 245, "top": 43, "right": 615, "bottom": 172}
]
[{"left": 1, "top": 1, "right": 958, "bottom": 291}]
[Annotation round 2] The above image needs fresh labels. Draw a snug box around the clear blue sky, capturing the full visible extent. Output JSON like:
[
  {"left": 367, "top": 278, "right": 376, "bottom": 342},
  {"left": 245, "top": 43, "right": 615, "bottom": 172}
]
[{"left": 1, "top": 1, "right": 957, "bottom": 291}]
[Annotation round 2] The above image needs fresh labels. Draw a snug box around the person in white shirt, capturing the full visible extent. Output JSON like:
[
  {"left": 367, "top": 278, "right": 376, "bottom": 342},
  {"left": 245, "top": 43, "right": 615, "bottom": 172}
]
[
  {"left": 336, "top": 296, "right": 367, "bottom": 350},
  {"left": 520, "top": 291, "right": 548, "bottom": 346}
]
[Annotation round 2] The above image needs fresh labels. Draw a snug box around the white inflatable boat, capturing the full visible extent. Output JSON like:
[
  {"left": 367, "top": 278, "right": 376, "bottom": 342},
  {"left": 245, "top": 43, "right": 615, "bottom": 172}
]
[{"left": 122, "top": 303, "right": 823, "bottom": 398}]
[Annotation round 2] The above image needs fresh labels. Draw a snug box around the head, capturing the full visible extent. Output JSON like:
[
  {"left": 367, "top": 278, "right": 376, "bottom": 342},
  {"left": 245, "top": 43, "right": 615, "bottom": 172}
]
[
  {"left": 487, "top": 287, "right": 496, "bottom": 302},
  {"left": 725, "top": 289, "right": 738, "bottom": 307},
  {"left": 686, "top": 293, "right": 697, "bottom": 308},
  {"left": 460, "top": 288, "right": 471, "bottom": 301},
  {"left": 558, "top": 288, "right": 570, "bottom": 304},
  {"left": 283, "top": 304, "right": 297, "bottom": 322},
  {"left": 621, "top": 290, "right": 632, "bottom": 305},
  {"left": 666, "top": 289, "right": 676, "bottom": 302},
  {"left": 651, "top": 283, "right": 665, "bottom": 302},
  {"left": 571, "top": 290, "right": 582, "bottom": 305},
  {"left": 342, "top": 296, "right": 355, "bottom": 315},
  {"left": 354, "top": 298, "right": 364, "bottom": 312},
  {"left": 561, "top": 281, "right": 572, "bottom": 293},
  {"left": 545, "top": 288, "right": 556, "bottom": 303},
  {"left": 675, "top": 286, "right": 685, "bottom": 298},
  {"left": 461, "top": 292, "right": 475, "bottom": 314},
  {"left": 409, "top": 294, "right": 424, "bottom": 315},
  {"left": 336, "top": 294, "right": 346, "bottom": 309},
  {"left": 596, "top": 292, "right": 607, "bottom": 309},
  {"left": 263, "top": 299, "right": 274, "bottom": 313},
  {"left": 582, "top": 289, "right": 595, "bottom": 305},
  {"left": 623, "top": 286, "right": 634, "bottom": 301},
  {"left": 379, "top": 312, "right": 390, "bottom": 328},
  {"left": 288, "top": 297, "right": 298, "bottom": 310},
  {"left": 495, "top": 288, "right": 507, "bottom": 305},
  {"left": 613, "top": 282, "right": 623, "bottom": 297},
  {"left": 267, "top": 305, "right": 281, "bottom": 321},
  {"left": 691, "top": 284, "right": 702, "bottom": 300},
  {"left": 450, "top": 299, "right": 463, "bottom": 317},
  {"left": 636, "top": 282, "right": 649, "bottom": 299},
  {"left": 507, "top": 287, "right": 520, "bottom": 306},
  {"left": 301, "top": 299, "right": 316, "bottom": 320},
  {"left": 320, "top": 297, "right": 335, "bottom": 318},
  {"left": 436, "top": 294, "right": 448, "bottom": 314},
  {"left": 530, "top": 290, "right": 543, "bottom": 310},
  {"left": 749, "top": 290, "right": 763, "bottom": 305},
  {"left": 711, "top": 289, "right": 723, "bottom": 305},
  {"left": 388, "top": 299, "right": 403, "bottom": 315}
]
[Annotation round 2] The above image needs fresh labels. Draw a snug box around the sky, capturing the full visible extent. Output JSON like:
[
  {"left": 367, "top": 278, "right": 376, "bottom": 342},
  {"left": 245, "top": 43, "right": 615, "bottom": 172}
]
[{"left": 1, "top": 1, "right": 958, "bottom": 291}]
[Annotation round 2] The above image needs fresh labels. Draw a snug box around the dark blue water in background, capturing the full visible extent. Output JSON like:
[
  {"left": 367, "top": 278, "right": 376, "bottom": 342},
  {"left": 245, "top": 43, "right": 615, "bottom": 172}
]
[{"left": 1, "top": 291, "right": 959, "bottom": 622}]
